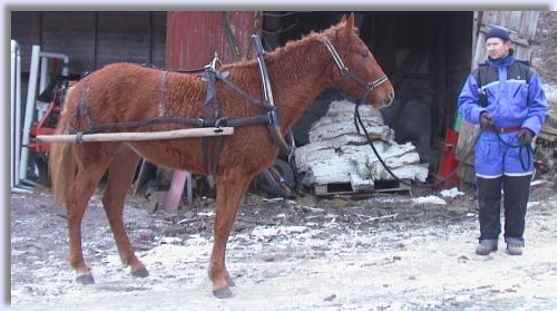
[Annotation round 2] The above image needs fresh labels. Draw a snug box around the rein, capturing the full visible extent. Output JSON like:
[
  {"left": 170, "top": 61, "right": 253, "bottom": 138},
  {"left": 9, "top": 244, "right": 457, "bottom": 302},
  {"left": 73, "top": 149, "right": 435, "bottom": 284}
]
[
  {"left": 320, "top": 37, "right": 419, "bottom": 187},
  {"left": 322, "top": 38, "right": 454, "bottom": 189}
]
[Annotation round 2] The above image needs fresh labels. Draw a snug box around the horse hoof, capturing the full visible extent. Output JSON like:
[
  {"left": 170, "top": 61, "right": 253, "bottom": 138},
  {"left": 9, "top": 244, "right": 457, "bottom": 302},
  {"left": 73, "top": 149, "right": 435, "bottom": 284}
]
[
  {"left": 76, "top": 273, "right": 95, "bottom": 285},
  {"left": 131, "top": 267, "right": 149, "bottom": 278},
  {"left": 213, "top": 287, "right": 233, "bottom": 299}
]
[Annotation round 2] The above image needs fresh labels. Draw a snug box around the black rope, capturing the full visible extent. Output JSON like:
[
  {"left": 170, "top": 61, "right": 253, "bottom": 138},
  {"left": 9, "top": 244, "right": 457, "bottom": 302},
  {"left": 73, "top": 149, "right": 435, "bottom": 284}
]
[
  {"left": 354, "top": 118, "right": 532, "bottom": 189},
  {"left": 354, "top": 102, "right": 415, "bottom": 187},
  {"left": 495, "top": 131, "right": 533, "bottom": 171},
  {"left": 354, "top": 100, "right": 484, "bottom": 190}
]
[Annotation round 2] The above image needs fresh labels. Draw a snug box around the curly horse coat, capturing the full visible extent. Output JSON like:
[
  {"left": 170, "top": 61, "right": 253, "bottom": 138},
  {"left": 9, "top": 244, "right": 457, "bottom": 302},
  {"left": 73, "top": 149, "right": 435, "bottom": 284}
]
[{"left": 49, "top": 15, "right": 395, "bottom": 298}]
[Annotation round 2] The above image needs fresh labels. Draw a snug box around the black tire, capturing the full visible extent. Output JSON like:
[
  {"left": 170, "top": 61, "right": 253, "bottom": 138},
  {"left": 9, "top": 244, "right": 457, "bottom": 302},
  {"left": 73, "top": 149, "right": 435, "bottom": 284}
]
[{"left": 258, "top": 159, "right": 296, "bottom": 198}]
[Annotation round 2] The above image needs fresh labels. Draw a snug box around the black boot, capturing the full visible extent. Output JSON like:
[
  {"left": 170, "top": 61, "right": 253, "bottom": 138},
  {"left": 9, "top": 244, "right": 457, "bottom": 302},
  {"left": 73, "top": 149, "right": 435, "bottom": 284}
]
[{"left": 503, "top": 174, "right": 532, "bottom": 254}]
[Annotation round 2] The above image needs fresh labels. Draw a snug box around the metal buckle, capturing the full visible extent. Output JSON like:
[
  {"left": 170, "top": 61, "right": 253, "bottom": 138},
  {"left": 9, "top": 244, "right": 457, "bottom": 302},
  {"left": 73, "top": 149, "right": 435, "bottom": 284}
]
[{"left": 214, "top": 117, "right": 227, "bottom": 128}]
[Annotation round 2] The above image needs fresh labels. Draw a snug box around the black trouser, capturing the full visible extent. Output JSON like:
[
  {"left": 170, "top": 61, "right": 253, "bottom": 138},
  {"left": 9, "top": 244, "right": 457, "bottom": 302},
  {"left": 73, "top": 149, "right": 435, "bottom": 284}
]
[{"left": 477, "top": 175, "right": 531, "bottom": 246}]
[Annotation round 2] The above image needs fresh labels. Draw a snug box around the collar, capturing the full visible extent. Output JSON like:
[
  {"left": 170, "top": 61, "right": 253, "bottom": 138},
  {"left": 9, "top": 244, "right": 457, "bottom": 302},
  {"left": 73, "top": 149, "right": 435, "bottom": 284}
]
[{"left": 487, "top": 53, "right": 515, "bottom": 68}]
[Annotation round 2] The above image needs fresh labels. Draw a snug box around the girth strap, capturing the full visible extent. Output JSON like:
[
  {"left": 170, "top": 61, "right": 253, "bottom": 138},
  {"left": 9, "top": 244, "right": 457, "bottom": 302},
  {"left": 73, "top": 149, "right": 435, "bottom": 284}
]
[{"left": 201, "top": 58, "right": 225, "bottom": 175}]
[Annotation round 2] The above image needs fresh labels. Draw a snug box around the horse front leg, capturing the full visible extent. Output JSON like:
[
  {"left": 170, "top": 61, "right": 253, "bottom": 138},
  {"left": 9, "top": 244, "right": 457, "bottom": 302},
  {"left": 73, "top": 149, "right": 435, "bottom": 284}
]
[{"left": 209, "top": 167, "right": 254, "bottom": 298}]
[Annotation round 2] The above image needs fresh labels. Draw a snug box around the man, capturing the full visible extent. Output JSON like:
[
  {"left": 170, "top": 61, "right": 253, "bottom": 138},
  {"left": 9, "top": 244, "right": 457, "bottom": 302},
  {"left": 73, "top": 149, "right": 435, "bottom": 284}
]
[{"left": 458, "top": 25, "right": 548, "bottom": 256}]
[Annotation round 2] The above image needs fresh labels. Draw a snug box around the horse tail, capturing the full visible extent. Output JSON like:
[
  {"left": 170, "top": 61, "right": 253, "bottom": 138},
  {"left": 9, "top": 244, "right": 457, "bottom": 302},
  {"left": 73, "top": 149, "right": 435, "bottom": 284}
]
[{"left": 49, "top": 85, "right": 78, "bottom": 208}]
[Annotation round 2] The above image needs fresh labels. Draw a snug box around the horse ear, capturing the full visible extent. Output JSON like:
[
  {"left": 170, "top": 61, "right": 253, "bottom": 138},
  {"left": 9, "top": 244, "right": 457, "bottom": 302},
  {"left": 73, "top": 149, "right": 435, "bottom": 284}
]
[{"left": 344, "top": 13, "right": 354, "bottom": 35}]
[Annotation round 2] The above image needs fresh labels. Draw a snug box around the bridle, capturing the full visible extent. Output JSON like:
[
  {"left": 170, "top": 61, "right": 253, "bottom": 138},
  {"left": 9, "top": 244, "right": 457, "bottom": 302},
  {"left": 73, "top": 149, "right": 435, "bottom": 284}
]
[
  {"left": 321, "top": 36, "right": 414, "bottom": 189},
  {"left": 321, "top": 37, "right": 389, "bottom": 102}
]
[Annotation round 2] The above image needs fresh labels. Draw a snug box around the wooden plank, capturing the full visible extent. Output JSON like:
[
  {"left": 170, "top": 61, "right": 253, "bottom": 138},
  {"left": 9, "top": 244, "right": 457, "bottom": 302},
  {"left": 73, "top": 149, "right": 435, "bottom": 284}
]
[
  {"left": 41, "top": 12, "right": 96, "bottom": 74},
  {"left": 151, "top": 12, "right": 167, "bottom": 68},
  {"left": 37, "top": 127, "right": 234, "bottom": 143},
  {"left": 314, "top": 180, "right": 411, "bottom": 196},
  {"left": 97, "top": 12, "right": 151, "bottom": 67},
  {"left": 314, "top": 183, "right": 353, "bottom": 196},
  {"left": 166, "top": 11, "right": 260, "bottom": 70},
  {"left": 10, "top": 12, "right": 41, "bottom": 72},
  {"left": 471, "top": 12, "right": 481, "bottom": 61},
  {"left": 12, "top": 11, "right": 168, "bottom": 74},
  {"left": 519, "top": 11, "right": 540, "bottom": 39}
]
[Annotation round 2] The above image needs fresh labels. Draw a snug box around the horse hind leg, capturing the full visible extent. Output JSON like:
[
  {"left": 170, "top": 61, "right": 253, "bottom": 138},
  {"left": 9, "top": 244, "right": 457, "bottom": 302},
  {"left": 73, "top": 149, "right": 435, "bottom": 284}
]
[
  {"left": 67, "top": 145, "right": 115, "bottom": 284},
  {"left": 101, "top": 146, "right": 148, "bottom": 278}
]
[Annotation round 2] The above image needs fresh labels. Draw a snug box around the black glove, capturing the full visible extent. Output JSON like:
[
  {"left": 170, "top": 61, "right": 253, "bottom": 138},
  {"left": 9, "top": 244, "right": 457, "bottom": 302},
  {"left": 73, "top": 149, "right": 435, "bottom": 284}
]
[
  {"left": 517, "top": 128, "right": 534, "bottom": 145},
  {"left": 479, "top": 111, "right": 494, "bottom": 130}
]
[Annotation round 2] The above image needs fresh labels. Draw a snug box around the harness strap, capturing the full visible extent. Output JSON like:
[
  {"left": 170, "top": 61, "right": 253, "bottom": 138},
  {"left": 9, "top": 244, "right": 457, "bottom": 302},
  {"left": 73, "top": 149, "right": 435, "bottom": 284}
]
[
  {"left": 321, "top": 37, "right": 389, "bottom": 95},
  {"left": 74, "top": 81, "right": 95, "bottom": 133},
  {"left": 251, "top": 34, "right": 292, "bottom": 156},
  {"left": 70, "top": 115, "right": 270, "bottom": 135},
  {"left": 159, "top": 71, "right": 168, "bottom": 117},
  {"left": 215, "top": 71, "right": 269, "bottom": 108},
  {"left": 201, "top": 64, "right": 224, "bottom": 175}
]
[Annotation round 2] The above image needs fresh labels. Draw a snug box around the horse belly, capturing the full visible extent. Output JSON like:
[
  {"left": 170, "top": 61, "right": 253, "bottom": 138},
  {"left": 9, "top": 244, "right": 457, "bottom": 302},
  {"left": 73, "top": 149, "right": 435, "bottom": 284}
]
[{"left": 127, "top": 139, "right": 206, "bottom": 174}]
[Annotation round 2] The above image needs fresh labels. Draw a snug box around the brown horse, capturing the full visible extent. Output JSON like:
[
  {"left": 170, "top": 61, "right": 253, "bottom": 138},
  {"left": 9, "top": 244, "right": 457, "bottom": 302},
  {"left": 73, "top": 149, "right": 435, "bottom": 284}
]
[{"left": 49, "top": 15, "right": 394, "bottom": 298}]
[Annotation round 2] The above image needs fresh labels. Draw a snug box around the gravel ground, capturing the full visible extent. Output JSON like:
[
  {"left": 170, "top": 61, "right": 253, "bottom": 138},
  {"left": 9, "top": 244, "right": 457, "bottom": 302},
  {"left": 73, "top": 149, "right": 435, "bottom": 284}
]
[{"left": 10, "top": 176, "right": 557, "bottom": 310}]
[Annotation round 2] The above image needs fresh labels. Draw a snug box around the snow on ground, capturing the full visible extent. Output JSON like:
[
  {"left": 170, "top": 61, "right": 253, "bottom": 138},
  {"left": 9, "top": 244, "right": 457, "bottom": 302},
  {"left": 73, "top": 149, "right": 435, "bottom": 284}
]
[
  {"left": 440, "top": 188, "right": 465, "bottom": 199},
  {"left": 411, "top": 195, "right": 447, "bottom": 206},
  {"left": 10, "top": 181, "right": 557, "bottom": 310}
]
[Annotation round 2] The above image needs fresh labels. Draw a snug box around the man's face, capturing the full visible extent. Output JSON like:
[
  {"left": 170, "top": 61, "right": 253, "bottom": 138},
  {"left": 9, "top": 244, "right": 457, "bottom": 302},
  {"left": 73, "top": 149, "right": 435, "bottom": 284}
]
[{"left": 486, "top": 37, "right": 511, "bottom": 60}]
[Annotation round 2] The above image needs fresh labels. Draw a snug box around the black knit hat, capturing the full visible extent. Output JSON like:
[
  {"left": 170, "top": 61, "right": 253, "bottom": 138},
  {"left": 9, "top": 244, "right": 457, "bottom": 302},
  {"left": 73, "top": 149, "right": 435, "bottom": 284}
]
[{"left": 485, "top": 25, "right": 511, "bottom": 42}]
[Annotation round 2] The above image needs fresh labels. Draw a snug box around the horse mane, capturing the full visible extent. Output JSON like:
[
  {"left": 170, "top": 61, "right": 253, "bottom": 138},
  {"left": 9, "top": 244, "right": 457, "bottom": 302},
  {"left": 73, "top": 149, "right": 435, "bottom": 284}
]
[{"left": 221, "top": 23, "right": 343, "bottom": 72}]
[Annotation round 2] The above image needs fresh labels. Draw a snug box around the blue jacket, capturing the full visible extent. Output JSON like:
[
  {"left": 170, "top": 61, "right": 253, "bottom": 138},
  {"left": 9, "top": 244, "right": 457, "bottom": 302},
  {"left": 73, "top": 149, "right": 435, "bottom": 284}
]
[{"left": 458, "top": 54, "right": 547, "bottom": 135}]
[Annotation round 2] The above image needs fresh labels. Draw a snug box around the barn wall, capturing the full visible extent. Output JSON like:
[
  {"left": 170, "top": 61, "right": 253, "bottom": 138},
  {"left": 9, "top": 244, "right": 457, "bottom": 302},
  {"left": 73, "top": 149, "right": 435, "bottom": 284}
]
[
  {"left": 166, "top": 11, "right": 260, "bottom": 70},
  {"left": 10, "top": 11, "right": 167, "bottom": 74}
]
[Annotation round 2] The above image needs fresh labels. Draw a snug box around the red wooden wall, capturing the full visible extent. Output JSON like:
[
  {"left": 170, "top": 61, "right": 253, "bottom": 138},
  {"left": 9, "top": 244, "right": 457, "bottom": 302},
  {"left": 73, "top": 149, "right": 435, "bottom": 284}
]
[{"left": 166, "top": 11, "right": 261, "bottom": 70}]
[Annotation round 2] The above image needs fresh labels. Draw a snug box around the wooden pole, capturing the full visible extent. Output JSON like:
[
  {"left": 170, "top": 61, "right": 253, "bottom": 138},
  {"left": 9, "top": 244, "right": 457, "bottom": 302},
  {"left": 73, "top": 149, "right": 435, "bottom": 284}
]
[{"left": 36, "top": 127, "right": 234, "bottom": 143}]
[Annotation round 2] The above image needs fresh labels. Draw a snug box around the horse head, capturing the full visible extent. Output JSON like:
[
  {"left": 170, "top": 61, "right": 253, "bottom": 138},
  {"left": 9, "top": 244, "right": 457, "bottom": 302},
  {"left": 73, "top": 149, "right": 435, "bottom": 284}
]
[{"left": 323, "top": 14, "right": 395, "bottom": 109}]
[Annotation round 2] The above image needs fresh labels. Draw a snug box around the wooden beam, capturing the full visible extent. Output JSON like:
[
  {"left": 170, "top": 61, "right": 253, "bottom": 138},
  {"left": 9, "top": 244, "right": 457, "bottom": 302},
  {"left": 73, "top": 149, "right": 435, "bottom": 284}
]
[{"left": 37, "top": 127, "right": 234, "bottom": 143}]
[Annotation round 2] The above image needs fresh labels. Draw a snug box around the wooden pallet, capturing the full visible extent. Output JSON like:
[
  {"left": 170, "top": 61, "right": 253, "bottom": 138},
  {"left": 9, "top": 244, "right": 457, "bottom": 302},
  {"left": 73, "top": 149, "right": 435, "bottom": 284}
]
[{"left": 314, "top": 180, "right": 411, "bottom": 196}]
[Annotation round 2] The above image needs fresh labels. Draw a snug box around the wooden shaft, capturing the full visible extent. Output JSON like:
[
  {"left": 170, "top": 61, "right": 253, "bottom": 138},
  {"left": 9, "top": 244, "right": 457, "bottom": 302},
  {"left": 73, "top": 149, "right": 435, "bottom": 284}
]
[{"left": 36, "top": 127, "right": 234, "bottom": 143}]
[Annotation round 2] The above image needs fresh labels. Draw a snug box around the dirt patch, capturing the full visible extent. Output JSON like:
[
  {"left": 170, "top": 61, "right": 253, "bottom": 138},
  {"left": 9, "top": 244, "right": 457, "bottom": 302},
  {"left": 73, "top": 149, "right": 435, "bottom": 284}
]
[{"left": 10, "top": 177, "right": 557, "bottom": 310}]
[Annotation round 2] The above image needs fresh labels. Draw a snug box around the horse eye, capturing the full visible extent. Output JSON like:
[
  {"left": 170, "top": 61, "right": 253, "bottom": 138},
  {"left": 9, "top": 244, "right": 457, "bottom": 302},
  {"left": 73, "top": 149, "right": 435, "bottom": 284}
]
[{"left": 361, "top": 51, "right": 369, "bottom": 58}]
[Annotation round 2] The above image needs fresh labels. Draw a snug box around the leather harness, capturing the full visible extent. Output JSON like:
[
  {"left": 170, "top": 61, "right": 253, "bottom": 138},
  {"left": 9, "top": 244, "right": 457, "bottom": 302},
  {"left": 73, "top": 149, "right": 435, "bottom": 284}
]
[{"left": 71, "top": 34, "right": 390, "bottom": 175}]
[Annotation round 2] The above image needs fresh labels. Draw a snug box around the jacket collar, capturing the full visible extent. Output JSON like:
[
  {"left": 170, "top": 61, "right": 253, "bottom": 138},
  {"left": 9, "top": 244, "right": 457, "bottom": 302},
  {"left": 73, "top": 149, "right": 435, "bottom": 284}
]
[{"left": 487, "top": 52, "right": 515, "bottom": 68}]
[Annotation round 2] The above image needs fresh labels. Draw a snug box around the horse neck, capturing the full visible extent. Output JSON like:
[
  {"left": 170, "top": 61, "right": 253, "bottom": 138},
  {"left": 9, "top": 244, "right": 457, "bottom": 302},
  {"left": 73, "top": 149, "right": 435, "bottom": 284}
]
[{"left": 226, "top": 36, "right": 337, "bottom": 130}]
